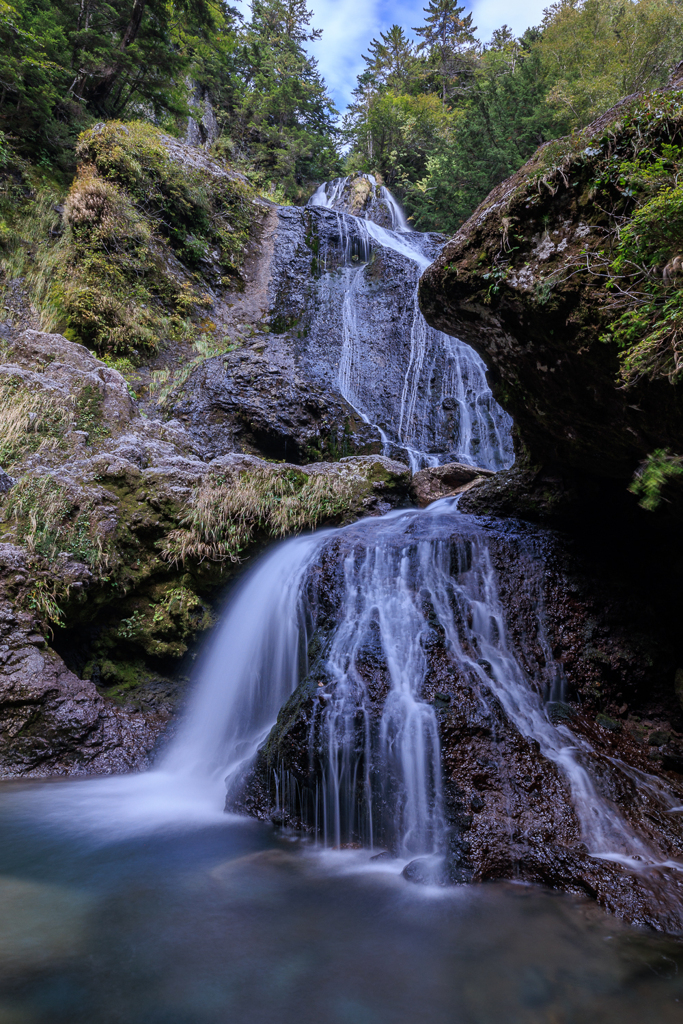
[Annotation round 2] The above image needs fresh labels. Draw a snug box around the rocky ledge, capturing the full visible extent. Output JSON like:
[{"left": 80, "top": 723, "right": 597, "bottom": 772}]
[
  {"left": 0, "top": 327, "right": 409, "bottom": 777},
  {"left": 419, "top": 69, "right": 683, "bottom": 489}
]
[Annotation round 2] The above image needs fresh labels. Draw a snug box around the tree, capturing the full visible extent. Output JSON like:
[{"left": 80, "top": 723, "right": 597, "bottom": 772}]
[
  {"left": 230, "top": 0, "right": 340, "bottom": 197},
  {"left": 413, "top": 0, "right": 477, "bottom": 106},
  {"left": 362, "top": 25, "right": 418, "bottom": 93}
]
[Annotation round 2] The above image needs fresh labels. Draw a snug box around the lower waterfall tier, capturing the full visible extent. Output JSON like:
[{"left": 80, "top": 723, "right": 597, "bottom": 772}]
[{"left": 209, "top": 503, "right": 683, "bottom": 932}]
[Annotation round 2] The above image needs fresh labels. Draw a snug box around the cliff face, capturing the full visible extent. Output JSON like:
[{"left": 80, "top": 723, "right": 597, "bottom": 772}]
[{"left": 419, "top": 74, "right": 683, "bottom": 488}]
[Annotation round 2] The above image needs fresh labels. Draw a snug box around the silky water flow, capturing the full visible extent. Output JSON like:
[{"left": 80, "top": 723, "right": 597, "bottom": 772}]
[
  {"left": 309, "top": 175, "right": 514, "bottom": 472},
  {"left": 111, "top": 498, "right": 681, "bottom": 885}
]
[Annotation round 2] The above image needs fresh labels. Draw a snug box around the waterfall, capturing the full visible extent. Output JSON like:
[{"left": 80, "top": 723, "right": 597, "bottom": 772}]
[
  {"left": 161, "top": 531, "right": 331, "bottom": 789},
  {"left": 155, "top": 501, "right": 682, "bottom": 880},
  {"left": 308, "top": 176, "right": 514, "bottom": 473}
]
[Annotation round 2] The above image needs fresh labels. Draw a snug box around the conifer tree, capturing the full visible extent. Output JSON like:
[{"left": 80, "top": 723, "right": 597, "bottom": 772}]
[
  {"left": 414, "top": 0, "right": 477, "bottom": 106},
  {"left": 362, "top": 25, "right": 417, "bottom": 93}
]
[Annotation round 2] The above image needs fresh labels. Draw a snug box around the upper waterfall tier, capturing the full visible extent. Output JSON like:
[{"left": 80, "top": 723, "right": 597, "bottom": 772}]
[
  {"left": 309, "top": 173, "right": 411, "bottom": 233},
  {"left": 303, "top": 174, "right": 513, "bottom": 471},
  {"left": 172, "top": 174, "right": 513, "bottom": 472}
]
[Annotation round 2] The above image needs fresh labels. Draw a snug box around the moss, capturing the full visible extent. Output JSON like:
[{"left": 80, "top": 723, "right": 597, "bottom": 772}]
[
  {"left": 1, "top": 475, "right": 113, "bottom": 571},
  {"left": 1, "top": 120, "right": 259, "bottom": 362},
  {"left": 596, "top": 713, "right": 622, "bottom": 732},
  {"left": 74, "top": 383, "right": 109, "bottom": 443}
]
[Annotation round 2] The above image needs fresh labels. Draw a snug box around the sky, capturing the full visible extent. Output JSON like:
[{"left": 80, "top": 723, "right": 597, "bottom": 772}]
[{"left": 235, "top": 0, "right": 551, "bottom": 114}]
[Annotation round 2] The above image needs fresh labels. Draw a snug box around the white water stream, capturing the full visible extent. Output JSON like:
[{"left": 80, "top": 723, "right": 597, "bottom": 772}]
[
  {"left": 309, "top": 175, "right": 513, "bottom": 472},
  {"left": 18, "top": 499, "right": 678, "bottom": 896}
]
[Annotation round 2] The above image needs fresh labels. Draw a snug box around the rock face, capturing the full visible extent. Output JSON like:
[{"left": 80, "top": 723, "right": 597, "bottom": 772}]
[
  {"left": 172, "top": 198, "right": 513, "bottom": 471},
  {"left": 171, "top": 342, "right": 381, "bottom": 463},
  {"left": 236, "top": 509, "right": 683, "bottom": 932},
  {"left": 410, "top": 462, "right": 494, "bottom": 507},
  {"left": 0, "top": 544, "right": 167, "bottom": 776},
  {"left": 0, "top": 328, "right": 410, "bottom": 777},
  {"left": 418, "top": 79, "right": 683, "bottom": 484}
]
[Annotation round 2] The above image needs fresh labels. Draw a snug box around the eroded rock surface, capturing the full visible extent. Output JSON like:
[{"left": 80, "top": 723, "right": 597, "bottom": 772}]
[
  {"left": 418, "top": 80, "right": 683, "bottom": 483},
  {"left": 0, "top": 328, "right": 409, "bottom": 776}
]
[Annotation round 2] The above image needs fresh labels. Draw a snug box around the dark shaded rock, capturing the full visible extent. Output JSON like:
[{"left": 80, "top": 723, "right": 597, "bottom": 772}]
[
  {"left": 410, "top": 462, "right": 494, "bottom": 507},
  {"left": 402, "top": 857, "right": 450, "bottom": 886},
  {"left": 0, "top": 470, "right": 14, "bottom": 494},
  {"left": 238, "top": 510, "right": 683, "bottom": 931},
  {"left": 171, "top": 345, "right": 381, "bottom": 464},
  {"left": 0, "top": 546, "right": 167, "bottom": 776},
  {"left": 596, "top": 714, "right": 623, "bottom": 733},
  {"left": 418, "top": 101, "right": 683, "bottom": 486}
]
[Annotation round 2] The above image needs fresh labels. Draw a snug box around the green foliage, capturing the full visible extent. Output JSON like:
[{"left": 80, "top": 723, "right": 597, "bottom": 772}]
[
  {"left": 224, "top": 0, "right": 341, "bottom": 201},
  {"left": 76, "top": 121, "right": 253, "bottom": 270},
  {"left": 0, "top": 0, "right": 228, "bottom": 160},
  {"left": 0, "top": 378, "right": 70, "bottom": 470},
  {"left": 629, "top": 449, "right": 683, "bottom": 510},
  {"left": 0, "top": 120, "right": 258, "bottom": 360},
  {"left": 1, "top": 474, "right": 111, "bottom": 568},
  {"left": 344, "top": 0, "right": 683, "bottom": 233}
]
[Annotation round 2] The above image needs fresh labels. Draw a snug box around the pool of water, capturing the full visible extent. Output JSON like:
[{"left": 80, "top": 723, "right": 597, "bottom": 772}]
[{"left": 0, "top": 778, "right": 681, "bottom": 1024}]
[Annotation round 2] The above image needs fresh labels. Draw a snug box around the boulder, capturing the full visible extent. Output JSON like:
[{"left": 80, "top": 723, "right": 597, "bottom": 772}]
[
  {"left": 410, "top": 462, "right": 494, "bottom": 507},
  {"left": 418, "top": 79, "right": 683, "bottom": 485}
]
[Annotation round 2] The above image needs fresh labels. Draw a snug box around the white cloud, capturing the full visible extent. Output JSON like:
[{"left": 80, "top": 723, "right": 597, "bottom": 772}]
[
  {"left": 470, "top": 0, "right": 549, "bottom": 43},
  {"left": 234, "top": 0, "right": 553, "bottom": 114}
]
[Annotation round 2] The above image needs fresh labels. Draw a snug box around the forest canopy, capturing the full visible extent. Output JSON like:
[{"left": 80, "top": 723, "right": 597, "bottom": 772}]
[{"left": 1, "top": 0, "right": 683, "bottom": 226}]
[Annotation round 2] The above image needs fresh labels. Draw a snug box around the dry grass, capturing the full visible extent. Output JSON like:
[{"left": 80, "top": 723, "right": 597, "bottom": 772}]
[
  {"left": 1, "top": 475, "right": 111, "bottom": 569},
  {"left": 0, "top": 380, "right": 71, "bottom": 470},
  {"left": 162, "top": 467, "right": 354, "bottom": 565}
]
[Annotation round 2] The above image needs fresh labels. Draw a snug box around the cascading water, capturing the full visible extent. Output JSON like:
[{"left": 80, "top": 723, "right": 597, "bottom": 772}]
[
  {"left": 308, "top": 175, "right": 514, "bottom": 472},
  {"left": 140, "top": 500, "right": 682, "bottom": 897}
]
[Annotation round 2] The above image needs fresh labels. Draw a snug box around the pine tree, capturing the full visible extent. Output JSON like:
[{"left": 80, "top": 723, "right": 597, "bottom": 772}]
[
  {"left": 414, "top": 0, "right": 477, "bottom": 106},
  {"left": 362, "top": 25, "right": 417, "bottom": 93}
]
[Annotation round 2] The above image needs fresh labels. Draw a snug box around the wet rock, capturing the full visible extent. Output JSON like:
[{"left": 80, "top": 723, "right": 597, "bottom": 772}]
[
  {"left": 402, "top": 857, "right": 447, "bottom": 886},
  {"left": 410, "top": 462, "right": 494, "bottom": 507},
  {"left": 418, "top": 76, "right": 683, "bottom": 489},
  {"left": 0, "top": 552, "right": 167, "bottom": 777},
  {"left": 596, "top": 714, "right": 623, "bottom": 733},
  {"left": 0, "top": 470, "right": 13, "bottom": 494},
  {"left": 239, "top": 511, "right": 683, "bottom": 931},
  {"left": 171, "top": 346, "right": 381, "bottom": 463}
]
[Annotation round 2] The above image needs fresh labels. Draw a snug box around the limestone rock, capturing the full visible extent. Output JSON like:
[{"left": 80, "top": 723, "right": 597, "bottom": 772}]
[
  {"left": 172, "top": 347, "right": 382, "bottom": 463},
  {"left": 410, "top": 462, "right": 494, "bottom": 507}
]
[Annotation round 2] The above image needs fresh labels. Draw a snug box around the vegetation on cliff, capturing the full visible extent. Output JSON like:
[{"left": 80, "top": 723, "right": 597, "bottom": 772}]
[
  {"left": 344, "top": 0, "right": 683, "bottom": 232},
  {"left": 0, "top": 0, "right": 339, "bottom": 199}
]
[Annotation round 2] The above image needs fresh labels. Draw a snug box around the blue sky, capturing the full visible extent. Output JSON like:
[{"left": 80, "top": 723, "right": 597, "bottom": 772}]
[{"left": 235, "top": 1, "right": 550, "bottom": 113}]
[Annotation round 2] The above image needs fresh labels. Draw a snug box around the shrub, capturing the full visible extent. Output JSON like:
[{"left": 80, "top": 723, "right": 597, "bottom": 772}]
[{"left": 0, "top": 379, "right": 70, "bottom": 470}]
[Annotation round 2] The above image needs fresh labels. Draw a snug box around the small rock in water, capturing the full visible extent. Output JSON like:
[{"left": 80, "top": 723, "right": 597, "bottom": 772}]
[
  {"left": 410, "top": 462, "right": 493, "bottom": 507},
  {"left": 402, "top": 857, "right": 461, "bottom": 886},
  {"left": 548, "top": 701, "right": 574, "bottom": 724},
  {"left": 370, "top": 850, "right": 392, "bottom": 861},
  {"left": 596, "top": 713, "right": 622, "bottom": 732}
]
